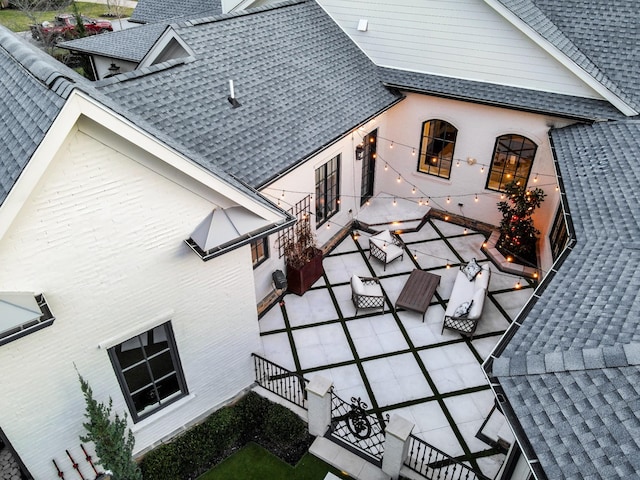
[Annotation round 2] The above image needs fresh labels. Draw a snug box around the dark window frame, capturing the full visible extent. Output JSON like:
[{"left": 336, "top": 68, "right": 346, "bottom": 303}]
[
  {"left": 417, "top": 119, "right": 458, "bottom": 179},
  {"left": 549, "top": 204, "right": 569, "bottom": 261},
  {"left": 486, "top": 134, "right": 537, "bottom": 192},
  {"left": 250, "top": 236, "right": 269, "bottom": 268},
  {"left": 108, "top": 321, "right": 188, "bottom": 423},
  {"left": 315, "top": 155, "right": 341, "bottom": 227}
]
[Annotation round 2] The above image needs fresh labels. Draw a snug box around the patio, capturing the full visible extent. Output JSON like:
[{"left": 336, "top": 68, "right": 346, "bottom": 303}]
[{"left": 258, "top": 216, "right": 535, "bottom": 478}]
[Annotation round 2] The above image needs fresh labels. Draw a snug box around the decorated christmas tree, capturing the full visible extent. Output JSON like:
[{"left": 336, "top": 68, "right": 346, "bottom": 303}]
[{"left": 497, "top": 181, "right": 546, "bottom": 264}]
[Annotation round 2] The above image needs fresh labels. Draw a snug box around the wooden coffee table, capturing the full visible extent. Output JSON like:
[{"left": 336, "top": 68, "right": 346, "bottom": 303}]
[{"left": 395, "top": 269, "right": 441, "bottom": 321}]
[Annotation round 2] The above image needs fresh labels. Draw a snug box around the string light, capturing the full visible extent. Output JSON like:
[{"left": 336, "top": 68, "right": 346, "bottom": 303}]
[
  {"left": 389, "top": 141, "right": 394, "bottom": 149},
  {"left": 393, "top": 197, "right": 397, "bottom": 206},
  {"left": 533, "top": 173, "right": 539, "bottom": 183},
  {"left": 480, "top": 166, "right": 485, "bottom": 173},
  {"left": 444, "top": 215, "right": 449, "bottom": 221},
  {"left": 411, "top": 148, "right": 416, "bottom": 156},
  {"left": 352, "top": 230, "right": 360, "bottom": 240},
  {"left": 555, "top": 185, "right": 560, "bottom": 191},
  {"left": 418, "top": 198, "right": 423, "bottom": 206},
  {"left": 384, "top": 163, "right": 388, "bottom": 171},
  {"left": 326, "top": 221, "right": 331, "bottom": 229},
  {"left": 474, "top": 194, "right": 479, "bottom": 202},
  {"left": 413, "top": 251, "right": 418, "bottom": 260},
  {"left": 281, "top": 190, "right": 285, "bottom": 198},
  {"left": 397, "top": 174, "right": 402, "bottom": 183},
  {"left": 456, "top": 160, "right": 460, "bottom": 167},
  {"left": 412, "top": 186, "right": 416, "bottom": 194},
  {"left": 515, "top": 281, "right": 521, "bottom": 289},
  {"left": 446, "top": 261, "right": 451, "bottom": 269},
  {"left": 425, "top": 197, "right": 430, "bottom": 205},
  {"left": 446, "top": 196, "right": 451, "bottom": 203},
  {"left": 463, "top": 228, "right": 468, "bottom": 234}
]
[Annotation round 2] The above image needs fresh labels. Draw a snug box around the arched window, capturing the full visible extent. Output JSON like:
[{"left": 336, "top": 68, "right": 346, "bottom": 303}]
[
  {"left": 486, "top": 134, "right": 537, "bottom": 191},
  {"left": 417, "top": 119, "right": 457, "bottom": 179}
]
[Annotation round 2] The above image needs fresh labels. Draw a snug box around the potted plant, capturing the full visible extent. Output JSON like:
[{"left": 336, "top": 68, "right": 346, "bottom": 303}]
[
  {"left": 283, "top": 216, "right": 323, "bottom": 295},
  {"left": 497, "top": 181, "right": 546, "bottom": 266}
]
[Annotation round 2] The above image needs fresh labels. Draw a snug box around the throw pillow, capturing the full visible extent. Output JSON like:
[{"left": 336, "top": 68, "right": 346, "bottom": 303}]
[
  {"left": 351, "top": 275, "right": 365, "bottom": 295},
  {"left": 453, "top": 300, "right": 473, "bottom": 318},
  {"left": 461, "top": 258, "right": 482, "bottom": 281}
]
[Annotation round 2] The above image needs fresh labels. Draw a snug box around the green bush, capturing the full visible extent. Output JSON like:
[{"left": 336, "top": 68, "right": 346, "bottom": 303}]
[
  {"left": 263, "top": 403, "right": 306, "bottom": 447},
  {"left": 139, "top": 392, "right": 310, "bottom": 479}
]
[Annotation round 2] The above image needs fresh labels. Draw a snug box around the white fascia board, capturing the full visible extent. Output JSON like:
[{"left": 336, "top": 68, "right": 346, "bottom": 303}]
[
  {"left": 483, "top": 0, "right": 638, "bottom": 116},
  {"left": 0, "top": 90, "right": 285, "bottom": 240},
  {"left": 138, "top": 26, "right": 195, "bottom": 69}
]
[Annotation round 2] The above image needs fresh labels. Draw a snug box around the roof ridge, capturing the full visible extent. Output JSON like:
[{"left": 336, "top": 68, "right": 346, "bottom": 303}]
[
  {"left": 173, "top": 0, "right": 307, "bottom": 28},
  {"left": 0, "top": 26, "right": 77, "bottom": 99},
  {"left": 493, "top": 343, "right": 640, "bottom": 376}
]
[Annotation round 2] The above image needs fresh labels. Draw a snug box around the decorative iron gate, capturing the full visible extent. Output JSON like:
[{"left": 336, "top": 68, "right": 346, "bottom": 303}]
[{"left": 326, "top": 390, "right": 388, "bottom": 466}]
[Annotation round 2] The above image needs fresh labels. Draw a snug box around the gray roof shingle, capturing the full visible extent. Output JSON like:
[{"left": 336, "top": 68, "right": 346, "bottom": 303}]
[
  {"left": 0, "top": 27, "right": 78, "bottom": 205},
  {"left": 379, "top": 66, "right": 625, "bottom": 121},
  {"left": 60, "top": 22, "right": 169, "bottom": 62},
  {"left": 496, "top": 0, "right": 640, "bottom": 113},
  {"left": 491, "top": 119, "right": 640, "bottom": 479},
  {"left": 130, "top": 0, "right": 221, "bottom": 24},
  {"left": 96, "top": 0, "right": 402, "bottom": 188}
]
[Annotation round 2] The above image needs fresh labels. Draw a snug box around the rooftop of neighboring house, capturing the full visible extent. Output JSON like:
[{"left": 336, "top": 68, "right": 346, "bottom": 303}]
[{"left": 129, "top": 0, "right": 222, "bottom": 24}]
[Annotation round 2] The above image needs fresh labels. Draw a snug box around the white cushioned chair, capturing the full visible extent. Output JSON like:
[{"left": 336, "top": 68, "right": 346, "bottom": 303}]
[
  {"left": 351, "top": 275, "right": 385, "bottom": 315},
  {"left": 442, "top": 262, "right": 491, "bottom": 338},
  {"left": 368, "top": 230, "right": 404, "bottom": 271}
]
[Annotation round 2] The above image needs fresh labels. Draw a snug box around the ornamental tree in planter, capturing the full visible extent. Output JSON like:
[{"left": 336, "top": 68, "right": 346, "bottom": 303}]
[
  {"left": 284, "top": 216, "right": 323, "bottom": 296},
  {"left": 497, "top": 181, "right": 546, "bottom": 266}
]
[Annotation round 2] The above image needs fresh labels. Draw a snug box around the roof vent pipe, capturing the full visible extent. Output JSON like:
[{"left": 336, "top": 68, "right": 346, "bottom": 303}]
[{"left": 228, "top": 79, "right": 241, "bottom": 108}]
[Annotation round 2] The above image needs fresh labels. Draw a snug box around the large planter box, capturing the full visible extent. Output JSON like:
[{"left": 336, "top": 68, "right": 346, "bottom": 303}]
[{"left": 286, "top": 248, "right": 323, "bottom": 296}]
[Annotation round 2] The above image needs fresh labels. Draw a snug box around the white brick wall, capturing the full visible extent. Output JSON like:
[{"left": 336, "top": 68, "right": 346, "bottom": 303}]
[{"left": 0, "top": 125, "right": 261, "bottom": 479}]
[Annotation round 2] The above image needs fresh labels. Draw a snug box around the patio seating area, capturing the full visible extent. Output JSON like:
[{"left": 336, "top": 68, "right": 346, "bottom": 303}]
[{"left": 258, "top": 217, "right": 536, "bottom": 478}]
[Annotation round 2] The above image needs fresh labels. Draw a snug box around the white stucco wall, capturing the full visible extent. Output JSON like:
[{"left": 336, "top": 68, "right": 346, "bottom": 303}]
[{"left": 0, "top": 120, "right": 261, "bottom": 479}]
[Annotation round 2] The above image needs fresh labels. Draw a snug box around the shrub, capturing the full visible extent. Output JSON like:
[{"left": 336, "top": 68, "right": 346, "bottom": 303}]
[{"left": 263, "top": 403, "right": 306, "bottom": 447}]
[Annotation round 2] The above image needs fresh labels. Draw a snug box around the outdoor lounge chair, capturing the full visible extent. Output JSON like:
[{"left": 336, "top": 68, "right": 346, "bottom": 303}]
[
  {"left": 351, "top": 275, "right": 385, "bottom": 315},
  {"left": 368, "top": 230, "right": 404, "bottom": 271}
]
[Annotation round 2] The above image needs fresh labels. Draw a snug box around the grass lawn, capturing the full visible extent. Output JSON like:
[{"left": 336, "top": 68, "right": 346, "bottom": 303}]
[
  {"left": 198, "top": 442, "right": 353, "bottom": 480},
  {"left": 0, "top": 2, "right": 134, "bottom": 32}
]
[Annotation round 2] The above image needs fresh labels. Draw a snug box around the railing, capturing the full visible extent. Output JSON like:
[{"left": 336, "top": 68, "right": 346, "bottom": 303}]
[
  {"left": 252, "top": 353, "right": 308, "bottom": 409},
  {"left": 404, "top": 434, "right": 486, "bottom": 480}
]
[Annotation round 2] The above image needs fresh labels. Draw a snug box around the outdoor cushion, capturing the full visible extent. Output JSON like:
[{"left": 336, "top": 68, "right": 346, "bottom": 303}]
[
  {"left": 461, "top": 258, "right": 482, "bottom": 281},
  {"left": 468, "top": 288, "right": 486, "bottom": 318},
  {"left": 475, "top": 265, "right": 491, "bottom": 290},
  {"left": 453, "top": 300, "right": 473, "bottom": 318},
  {"left": 371, "top": 230, "right": 394, "bottom": 244},
  {"left": 351, "top": 274, "right": 365, "bottom": 295}
]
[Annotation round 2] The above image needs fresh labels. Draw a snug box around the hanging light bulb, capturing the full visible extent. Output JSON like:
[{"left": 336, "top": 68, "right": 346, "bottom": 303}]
[
  {"left": 384, "top": 163, "right": 388, "bottom": 171},
  {"left": 500, "top": 193, "right": 506, "bottom": 200},
  {"left": 393, "top": 197, "right": 397, "bottom": 206},
  {"left": 366, "top": 199, "right": 371, "bottom": 206},
  {"left": 413, "top": 251, "right": 418, "bottom": 260},
  {"left": 326, "top": 221, "right": 331, "bottom": 229},
  {"left": 444, "top": 215, "right": 449, "bottom": 221},
  {"left": 412, "top": 186, "right": 416, "bottom": 194},
  {"left": 397, "top": 174, "right": 402, "bottom": 183},
  {"left": 515, "top": 281, "right": 521, "bottom": 289},
  {"left": 480, "top": 166, "right": 485, "bottom": 173},
  {"left": 370, "top": 136, "right": 375, "bottom": 143},
  {"left": 352, "top": 230, "right": 360, "bottom": 240},
  {"left": 555, "top": 185, "right": 560, "bottom": 191},
  {"left": 337, "top": 198, "right": 341, "bottom": 204},
  {"left": 482, "top": 242, "right": 488, "bottom": 248},
  {"left": 463, "top": 228, "right": 468, "bottom": 235},
  {"left": 533, "top": 173, "right": 539, "bottom": 183},
  {"left": 277, "top": 199, "right": 281, "bottom": 207},
  {"left": 390, "top": 141, "right": 394, "bottom": 149},
  {"left": 456, "top": 160, "right": 460, "bottom": 167},
  {"left": 281, "top": 190, "right": 285, "bottom": 198},
  {"left": 412, "top": 148, "right": 416, "bottom": 156},
  {"left": 418, "top": 198, "right": 423, "bottom": 206},
  {"left": 446, "top": 261, "right": 451, "bottom": 269},
  {"left": 475, "top": 194, "right": 479, "bottom": 202},
  {"left": 425, "top": 197, "right": 430, "bottom": 205},
  {"left": 533, "top": 272, "right": 539, "bottom": 279},
  {"left": 446, "top": 196, "right": 451, "bottom": 203}
]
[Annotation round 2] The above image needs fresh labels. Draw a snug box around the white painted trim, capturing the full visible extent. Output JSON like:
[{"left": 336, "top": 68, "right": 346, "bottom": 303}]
[
  {"left": 130, "top": 393, "right": 197, "bottom": 434},
  {"left": 0, "top": 90, "right": 285, "bottom": 240},
  {"left": 482, "top": 0, "right": 638, "bottom": 116},
  {"left": 98, "top": 309, "right": 175, "bottom": 349},
  {"left": 138, "top": 26, "right": 195, "bottom": 69}
]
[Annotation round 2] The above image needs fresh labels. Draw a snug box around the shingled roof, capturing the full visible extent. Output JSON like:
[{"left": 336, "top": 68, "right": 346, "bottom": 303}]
[
  {"left": 0, "top": 27, "right": 79, "bottom": 205},
  {"left": 380, "top": 66, "right": 625, "bottom": 121},
  {"left": 60, "top": 22, "right": 169, "bottom": 62},
  {"left": 130, "top": 0, "right": 222, "bottom": 24},
  {"left": 495, "top": 0, "right": 640, "bottom": 114},
  {"left": 488, "top": 119, "right": 640, "bottom": 479},
  {"left": 96, "top": 0, "right": 402, "bottom": 188}
]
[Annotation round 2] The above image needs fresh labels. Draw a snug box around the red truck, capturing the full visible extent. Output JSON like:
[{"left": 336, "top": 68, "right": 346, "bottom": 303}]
[{"left": 30, "top": 14, "right": 112, "bottom": 45}]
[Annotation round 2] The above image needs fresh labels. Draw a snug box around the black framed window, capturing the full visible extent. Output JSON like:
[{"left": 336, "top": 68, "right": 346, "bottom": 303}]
[
  {"left": 315, "top": 155, "right": 340, "bottom": 226},
  {"left": 417, "top": 119, "right": 457, "bottom": 179},
  {"left": 549, "top": 205, "right": 569, "bottom": 261},
  {"left": 486, "top": 134, "right": 537, "bottom": 191},
  {"left": 250, "top": 237, "right": 269, "bottom": 268},
  {"left": 109, "top": 322, "right": 187, "bottom": 422}
]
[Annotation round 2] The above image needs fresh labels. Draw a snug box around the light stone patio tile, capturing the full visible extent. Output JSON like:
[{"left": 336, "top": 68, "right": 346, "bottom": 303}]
[
  {"left": 377, "top": 329, "right": 410, "bottom": 353},
  {"left": 446, "top": 234, "right": 488, "bottom": 262},
  {"left": 386, "top": 353, "right": 424, "bottom": 377},
  {"left": 432, "top": 219, "right": 468, "bottom": 237},
  {"left": 333, "top": 383, "right": 371, "bottom": 407},
  {"left": 330, "top": 237, "right": 360, "bottom": 254},
  {"left": 379, "top": 274, "right": 410, "bottom": 305},
  {"left": 408, "top": 401, "right": 453, "bottom": 434},
  {"left": 471, "top": 335, "right": 501, "bottom": 361},
  {"left": 297, "top": 343, "right": 329, "bottom": 369},
  {"left": 421, "top": 425, "right": 464, "bottom": 458},
  {"left": 493, "top": 288, "right": 534, "bottom": 320},
  {"left": 399, "top": 223, "right": 440, "bottom": 242},
  {"left": 291, "top": 327, "right": 321, "bottom": 348},
  {"left": 414, "top": 239, "right": 458, "bottom": 270},
  {"left": 473, "top": 300, "right": 513, "bottom": 335},
  {"left": 259, "top": 332, "right": 295, "bottom": 371},
  {"left": 351, "top": 331, "right": 385, "bottom": 359},
  {"left": 311, "top": 276, "right": 326, "bottom": 288},
  {"left": 344, "top": 317, "right": 376, "bottom": 339},
  {"left": 484, "top": 263, "right": 524, "bottom": 291},
  {"left": 370, "top": 313, "right": 401, "bottom": 334},
  {"left": 443, "top": 393, "right": 485, "bottom": 426},
  {"left": 332, "top": 284, "right": 358, "bottom": 318},
  {"left": 397, "top": 373, "right": 433, "bottom": 401},
  {"left": 369, "top": 253, "right": 415, "bottom": 277},
  {"left": 383, "top": 406, "right": 418, "bottom": 430},
  {"left": 326, "top": 364, "right": 363, "bottom": 390},
  {"left": 361, "top": 358, "right": 397, "bottom": 385},
  {"left": 370, "top": 378, "right": 405, "bottom": 407},
  {"left": 323, "top": 252, "right": 369, "bottom": 284},
  {"left": 457, "top": 418, "right": 492, "bottom": 453},
  {"left": 477, "top": 454, "right": 507, "bottom": 480},
  {"left": 430, "top": 267, "right": 460, "bottom": 301},
  {"left": 259, "top": 304, "right": 285, "bottom": 333},
  {"left": 401, "top": 311, "right": 447, "bottom": 347},
  {"left": 284, "top": 288, "right": 338, "bottom": 327}
]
